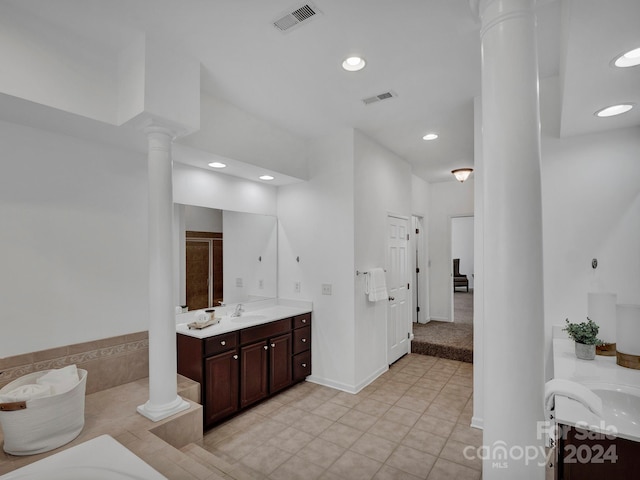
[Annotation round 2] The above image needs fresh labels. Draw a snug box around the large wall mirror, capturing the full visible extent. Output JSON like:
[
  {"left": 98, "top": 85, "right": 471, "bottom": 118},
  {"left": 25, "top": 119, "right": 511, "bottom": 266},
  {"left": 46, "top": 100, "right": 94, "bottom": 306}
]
[{"left": 175, "top": 204, "right": 278, "bottom": 310}]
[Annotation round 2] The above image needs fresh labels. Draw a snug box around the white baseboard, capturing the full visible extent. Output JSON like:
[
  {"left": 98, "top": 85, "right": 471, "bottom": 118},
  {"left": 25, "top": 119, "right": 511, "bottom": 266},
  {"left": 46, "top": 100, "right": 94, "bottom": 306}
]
[
  {"left": 430, "top": 316, "right": 451, "bottom": 322},
  {"left": 306, "top": 364, "right": 389, "bottom": 395}
]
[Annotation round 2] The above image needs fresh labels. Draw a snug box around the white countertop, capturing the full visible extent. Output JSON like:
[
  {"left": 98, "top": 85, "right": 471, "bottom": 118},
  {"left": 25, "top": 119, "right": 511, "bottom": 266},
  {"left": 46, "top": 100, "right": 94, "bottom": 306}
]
[
  {"left": 175, "top": 299, "right": 312, "bottom": 339},
  {"left": 553, "top": 337, "right": 640, "bottom": 442}
]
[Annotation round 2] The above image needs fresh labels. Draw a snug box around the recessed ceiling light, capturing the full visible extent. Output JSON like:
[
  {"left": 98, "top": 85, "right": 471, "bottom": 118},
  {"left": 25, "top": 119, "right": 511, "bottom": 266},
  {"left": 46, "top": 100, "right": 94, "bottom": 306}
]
[
  {"left": 342, "top": 56, "right": 366, "bottom": 72},
  {"left": 259, "top": 175, "right": 275, "bottom": 181},
  {"left": 422, "top": 133, "right": 438, "bottom": 141},
  {"left": 208, "top": 162, "right": 226, "bottom": 168},
  {"left": 595, "top": 103, "right": 634, "bottom": 117},
  {"left": 613, "top": 47, "right": 640, "bottom": 68}
]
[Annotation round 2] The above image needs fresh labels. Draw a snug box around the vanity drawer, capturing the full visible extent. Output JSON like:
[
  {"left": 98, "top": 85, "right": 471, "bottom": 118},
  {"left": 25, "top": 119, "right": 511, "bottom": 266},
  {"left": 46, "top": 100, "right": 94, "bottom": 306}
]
[
  {"left": 241, "top": 318, "right": 291, "bottom": 345},
  {"left": 293, "top": 326, "right": 311, "bottom": 354},
  {"left": 205, "top": 332, "right": 238, "bottom": 357},
  {"left": 293, "top": 313, "right": 311, "bottom": 329},
  {"left": 292, "top": 350, "right": 311, "bottom": 382}
]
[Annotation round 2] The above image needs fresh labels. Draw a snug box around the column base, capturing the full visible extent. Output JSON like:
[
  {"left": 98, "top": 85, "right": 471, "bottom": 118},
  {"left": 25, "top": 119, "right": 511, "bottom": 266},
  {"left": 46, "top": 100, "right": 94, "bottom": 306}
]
[{"left": 137, "top": 395, "right": 190, "bottom": 422}]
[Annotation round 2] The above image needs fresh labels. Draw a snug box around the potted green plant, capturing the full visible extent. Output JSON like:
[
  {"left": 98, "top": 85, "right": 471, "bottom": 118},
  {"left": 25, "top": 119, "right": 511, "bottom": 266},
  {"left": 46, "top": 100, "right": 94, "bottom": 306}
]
[{"left": 563, "top": 318, "right": 603, "bottom": 360}]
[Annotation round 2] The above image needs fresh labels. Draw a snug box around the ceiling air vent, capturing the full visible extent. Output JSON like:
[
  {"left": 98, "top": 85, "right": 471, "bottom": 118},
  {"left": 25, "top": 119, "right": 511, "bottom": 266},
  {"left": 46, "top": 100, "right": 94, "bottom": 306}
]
[
  {"left": 273, "top": 4, "right": 321, "bottom": 33},
  {"left": 362, "top": 91, "right": 397, "bottom": 105}
]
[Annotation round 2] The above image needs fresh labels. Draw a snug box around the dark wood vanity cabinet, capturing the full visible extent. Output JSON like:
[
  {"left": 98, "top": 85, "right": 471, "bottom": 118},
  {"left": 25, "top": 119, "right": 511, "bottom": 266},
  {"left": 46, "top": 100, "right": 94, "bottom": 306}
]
[{"left": 177, "top": 312, "right": 311, "bottom": 428}]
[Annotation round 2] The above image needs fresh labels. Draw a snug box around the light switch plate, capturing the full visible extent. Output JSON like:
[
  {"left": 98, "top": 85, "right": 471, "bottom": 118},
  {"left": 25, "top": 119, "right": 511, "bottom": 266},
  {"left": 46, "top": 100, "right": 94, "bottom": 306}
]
[{"left": 321, "top": 284, "right": 332, "bottom": 295}]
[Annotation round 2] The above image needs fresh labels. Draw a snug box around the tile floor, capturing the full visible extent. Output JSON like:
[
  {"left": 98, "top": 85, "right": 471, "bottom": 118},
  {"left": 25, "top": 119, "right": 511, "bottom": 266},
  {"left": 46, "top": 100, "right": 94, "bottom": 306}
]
[{"left": 200, "top": 354, "right": 482, "bottom": 480}]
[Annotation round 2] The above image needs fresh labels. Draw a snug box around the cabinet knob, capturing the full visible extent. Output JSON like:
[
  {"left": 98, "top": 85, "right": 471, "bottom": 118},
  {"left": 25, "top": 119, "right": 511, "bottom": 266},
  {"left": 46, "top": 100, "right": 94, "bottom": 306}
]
[
  {"left": 301, "top": 338, "right": 307, "bottom": 343},
  {"left": 302, "top": 319, "right": 307, "bottom": 323},
  {"left": 302, "top": 363, "right": 307, "bottom": 368},
  {"left": 221, "top": 340, "right": 226, "bottom": 346},
  {"left": 271, "top": 343, "right": 276, "bottom": 348},
  {"left": 264, "top": 345, "right": 268, "bottom": 350},
  {"left": 233, "top": 355, "right": 238, "bottom": 360}
]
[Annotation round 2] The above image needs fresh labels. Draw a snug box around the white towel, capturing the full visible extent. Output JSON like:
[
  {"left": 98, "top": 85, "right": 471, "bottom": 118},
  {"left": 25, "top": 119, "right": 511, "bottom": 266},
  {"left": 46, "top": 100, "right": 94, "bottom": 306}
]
[
  {"left": 366, "top": 268, "right": 388, "bottom": 302},
  {"left": 544, "top": 378, "right": 603, "bottom": 421},
  {"left": 0, "top": 384, "right": 52, "bottom": 403},
  {"left": 36, "top": 364, "right": 80, "bottom": 395}
]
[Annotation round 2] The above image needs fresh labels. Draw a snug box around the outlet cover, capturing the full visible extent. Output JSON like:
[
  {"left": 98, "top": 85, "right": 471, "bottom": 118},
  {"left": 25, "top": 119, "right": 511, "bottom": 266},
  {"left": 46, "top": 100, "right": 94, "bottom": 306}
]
[
  {"left": 294, "top": 281, "right": 301, "bottom": 293},
  {"left": 259, "top": 279, "right": 264, "bottom": 289},
  {"left": 321, "top": 284, "right": 332, "bottom": 295},
  {"left": 236, "top": 277, "right": 243, "bottom": 287}
]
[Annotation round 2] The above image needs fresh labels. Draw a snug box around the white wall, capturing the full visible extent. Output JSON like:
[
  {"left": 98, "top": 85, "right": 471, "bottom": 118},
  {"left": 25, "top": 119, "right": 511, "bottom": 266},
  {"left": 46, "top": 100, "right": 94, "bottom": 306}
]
[
  {"left": 541, "top": 125, "right": 640, "bottom": 377},
  {"left": 0, "top": 120, "right": 148, "bottom": 357},
  {"left": 452, "top": 216, "right": 474, "bottom": 290},
  {"left": 428, "top": 180, "right": 475, "bottom": 321},
  {"left": 353, "top": 130, "right": 412, "bottom": 387},
  {"left": 173, "top": 162, "right": 277, "bottom": 216},
  {"left": 184, "top": 205, "right": 222, "bottom": 232},
  {"left": 278, "top": 130, "right": 357, "bottom": 391}
]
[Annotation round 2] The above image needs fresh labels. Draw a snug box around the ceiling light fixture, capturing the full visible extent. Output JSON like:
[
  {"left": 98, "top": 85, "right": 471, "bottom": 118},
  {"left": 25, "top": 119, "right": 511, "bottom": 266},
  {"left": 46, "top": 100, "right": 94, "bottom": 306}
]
[
  {"left": 613, "top": 47, "right": 640, "bottom": 68},
  {"left": 452, "top": 168, "right": 473, "bottom": 183},
  {"left": 422, "top": 133, "right": 438, "bottom": 141},
  {"left": 595, "top": 103, "right": 634, "bottom": 118},
  {"left": 259, "top": 175, "right": 275, "bottom": 181},
  {"left": 342, "top": 56, "right": 366, "bottom": 72},
  {"left": 208, "top": 162, "right": 227, "bottom": 168}
]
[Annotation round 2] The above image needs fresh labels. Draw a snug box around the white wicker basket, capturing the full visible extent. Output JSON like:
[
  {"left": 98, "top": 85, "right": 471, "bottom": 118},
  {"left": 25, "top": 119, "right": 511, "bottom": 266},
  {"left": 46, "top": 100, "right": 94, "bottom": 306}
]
[{"left": 0, "top": 369, "right": 87, "bottom": 456}]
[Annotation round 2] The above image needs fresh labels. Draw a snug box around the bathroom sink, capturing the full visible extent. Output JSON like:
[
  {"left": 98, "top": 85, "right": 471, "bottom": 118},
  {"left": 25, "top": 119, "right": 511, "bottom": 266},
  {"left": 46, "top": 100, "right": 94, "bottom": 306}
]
[
  {"left": 230, "top": 314, "right": 267, "bottom": 324},
  {"left": 584, "top": 382, "right": 640, "bottom": 436}
]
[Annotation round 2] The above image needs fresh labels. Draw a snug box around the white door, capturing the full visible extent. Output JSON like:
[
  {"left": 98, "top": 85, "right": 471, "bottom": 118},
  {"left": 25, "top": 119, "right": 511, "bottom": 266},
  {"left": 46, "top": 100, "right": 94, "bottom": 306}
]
[{"left": 387, "top": 214, "right": 410, "bottom": 364}]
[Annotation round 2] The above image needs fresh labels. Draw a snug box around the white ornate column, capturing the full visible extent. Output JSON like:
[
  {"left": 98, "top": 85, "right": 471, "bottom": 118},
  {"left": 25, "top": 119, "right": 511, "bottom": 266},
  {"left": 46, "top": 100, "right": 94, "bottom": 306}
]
[
  {"left": 137, "top": 125, "right": 189, "bottom": 421},
  {"left": 476, "top": 0, "right": 545, "bottom": 478}
]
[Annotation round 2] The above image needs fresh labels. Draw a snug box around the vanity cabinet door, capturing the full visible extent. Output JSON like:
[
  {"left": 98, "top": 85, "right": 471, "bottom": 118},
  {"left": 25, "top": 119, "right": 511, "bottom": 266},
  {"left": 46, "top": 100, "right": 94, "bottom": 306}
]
[
  {"left": 269, "top": 333, "right": 292, "bottom": 394},
  {"left": 204, "top": 349, "right": 239, "bottom": 425},
  {"left": 240, "top": 341, "right": 268, "bottom": 408}
]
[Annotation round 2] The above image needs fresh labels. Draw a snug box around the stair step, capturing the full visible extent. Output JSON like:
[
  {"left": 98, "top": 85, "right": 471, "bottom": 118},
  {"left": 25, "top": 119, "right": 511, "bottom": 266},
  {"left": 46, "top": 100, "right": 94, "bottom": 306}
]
[{"left": 180, "top": 443, "right": 258, "bottom": 480}]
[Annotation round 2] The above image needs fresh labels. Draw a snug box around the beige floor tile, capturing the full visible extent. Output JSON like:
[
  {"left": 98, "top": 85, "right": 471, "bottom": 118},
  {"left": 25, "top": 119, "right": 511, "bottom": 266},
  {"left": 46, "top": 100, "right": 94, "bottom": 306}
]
[
  {"left": 368, "top": 418, "right": 411, "bottom": 444},
  {"left": 320, "top": 422, "right": 364, "bottom": 448},
  {"left": 239, "top": 444, "right": 291, "bottom": 475},
  {"left": 269, "top": 455, "right": 325, "bottom": 480},
  {"left": 401, "top": 427, "right": 447, "bottom": 456},
  {"left": 293, "top": 412, "right": 334, "bottom": 436},
  {"left": 413, "top": 377, "right": 447, "bottom": 391},
  {"left": 350, "top": 432, "right": 398, "bottom": 463},
  {"left": 328, "top": 450, "right": 383, "bottom": 480},
  {"left": 291, "top": 395, "right": 329, "bottom": 412},
  {"left": 338, "top": 409, "right": 380, "bottom": 432},
  {"left": 385, "top": 444, "right": 437, "bottom": 479},
  {"left": 312, "top": 401, "right": 350, "bottom": 421},
  {"left": 329, "top": 391, "right": 364, "bottom": 409},
  {"left": 439, "top": 438, "right": 482, "bottom": 471},
  {"left": 373, "top": 464, "right": 423, "bottom": 480},
  {"left": 426, "top": 458, "right": 481, "bottom": 480},
  {"left": 413, "top": 414, "right": 456, "bottom": 438},
  {"left": 440, "top": 383, "right": 473, "bottom": 399},
  {"left": 355, "top": 398, "right": 393, "bottom": 417},
  {"left": 431, "top": 392, "right": 468, "bottom": 410},
  {"left": 368, "top": 388, "right": 406, "bottom": 406},
  {"left": 382, "top": 405, "right": 422, "bottom": 428},
  {"left": 424, "top": 401, "right": 463, "bottom": 423},
  {"left": 446, "top": 375, "right": 473, "bottom": 389},
  {"left": 394, "top": 395, "right": 430, "bottom": 414},
  {"left": 405, "top": 386, "right": 439, "bottom": 403},
  {"left": 449, "top": 424, "right": 483, "bottom": 447},
  {"left": 296, "top": 437, "right": 346, "bottom": 468},
  {"left": 266, "top": 426, "right": 314, "bottom": 454},
  {"left": 270, "top": 405, "right": 310, "bottom": 426}
]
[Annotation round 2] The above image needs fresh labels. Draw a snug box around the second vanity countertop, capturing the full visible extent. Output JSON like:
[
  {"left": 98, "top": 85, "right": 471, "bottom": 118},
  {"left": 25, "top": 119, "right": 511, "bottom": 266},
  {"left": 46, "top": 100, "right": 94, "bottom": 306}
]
[
  {"left": 553, "top": 335, "right": 640, "bottom": 442},
  {"left": 175, "top": 299, "right": 312, "bottom": 340}
]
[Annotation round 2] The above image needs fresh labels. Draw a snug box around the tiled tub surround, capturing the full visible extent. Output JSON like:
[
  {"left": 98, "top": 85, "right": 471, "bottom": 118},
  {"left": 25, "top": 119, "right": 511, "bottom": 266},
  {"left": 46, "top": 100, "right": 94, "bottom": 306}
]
[{"left": 0, "top": 332, "right": 149, "bottom": 394}]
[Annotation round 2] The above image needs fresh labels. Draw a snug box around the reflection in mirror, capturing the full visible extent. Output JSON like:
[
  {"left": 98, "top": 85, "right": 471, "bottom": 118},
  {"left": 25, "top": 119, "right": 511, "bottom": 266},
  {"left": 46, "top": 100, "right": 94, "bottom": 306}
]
[{"left": 176, "top": 204, "right": 277, "bottom": 311}]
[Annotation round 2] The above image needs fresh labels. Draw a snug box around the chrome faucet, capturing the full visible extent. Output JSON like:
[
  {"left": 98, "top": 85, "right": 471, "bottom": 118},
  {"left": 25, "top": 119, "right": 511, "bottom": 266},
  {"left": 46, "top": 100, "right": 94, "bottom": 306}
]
[{"left": 231, "top": 303, "right": 244, "bottom": 317}]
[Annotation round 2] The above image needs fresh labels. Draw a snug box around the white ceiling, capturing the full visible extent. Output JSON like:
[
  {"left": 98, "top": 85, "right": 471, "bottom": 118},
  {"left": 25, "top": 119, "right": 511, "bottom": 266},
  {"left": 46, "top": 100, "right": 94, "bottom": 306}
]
[{"left": 3, "top": 0, "right": 640, "bottom": 183}]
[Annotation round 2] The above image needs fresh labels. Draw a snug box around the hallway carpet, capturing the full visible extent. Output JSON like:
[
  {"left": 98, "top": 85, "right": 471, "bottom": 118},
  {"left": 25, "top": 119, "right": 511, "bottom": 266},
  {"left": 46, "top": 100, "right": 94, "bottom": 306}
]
[
  {"left": 453, "top": 291, "right": 473, "bottom": 324},
  {"left": 411, "top": 322, "right": 473, "bottom": 363}
]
